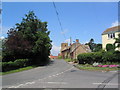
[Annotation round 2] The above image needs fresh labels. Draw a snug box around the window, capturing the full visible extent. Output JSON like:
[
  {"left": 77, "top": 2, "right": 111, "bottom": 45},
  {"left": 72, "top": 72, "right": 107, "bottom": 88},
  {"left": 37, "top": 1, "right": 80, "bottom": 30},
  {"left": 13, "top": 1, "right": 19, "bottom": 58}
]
[{"left": 108, "top": 33, "right": 115, "bottom": 39}]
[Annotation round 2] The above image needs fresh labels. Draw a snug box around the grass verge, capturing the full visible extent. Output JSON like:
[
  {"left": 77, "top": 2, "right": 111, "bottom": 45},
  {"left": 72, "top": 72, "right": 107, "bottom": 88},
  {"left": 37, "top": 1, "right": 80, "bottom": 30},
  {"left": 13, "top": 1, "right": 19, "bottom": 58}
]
[
  {"left": 64, "top": 59, "right": 73, "bottom": 62},
  {"left": 75, "top": 64, "right": 119, "bottom": 72},
  {"left": 0, "top": 66, "right": 37, "bottom": 75}
]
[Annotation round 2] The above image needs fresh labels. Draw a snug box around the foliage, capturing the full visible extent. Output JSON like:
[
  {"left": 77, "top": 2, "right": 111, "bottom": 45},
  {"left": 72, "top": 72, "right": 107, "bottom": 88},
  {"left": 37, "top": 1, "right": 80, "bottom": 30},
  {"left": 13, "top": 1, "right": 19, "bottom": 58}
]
[
  {"left": 2, "top": 11, "right": 52, "bottom": 65},
  {"left": 114, "top": 33, "right": 120, "bottom": 48},
  {"left": 1, "top": 66, "right": 37, "bottom": 75},
  {"left": 65, "top": 58, "right": 74, "bottom": 62},
  {"left": 77, "top": 51, "right": 120, "bottom": 64},
  {"left": 85, "top": 38, "right": 95, "bottom": 52},
  {"left": 76, "top": 64, "right": 118, "bottom": 72},
  {"left": 1, "top": 59, "right": 29, "bottom": 72},
  {"left": 58, "top": 56, "right": 62, "bottom": 59},
  {"left": 85, "top": 39, "right": 102, "bottom": 52},
  {"left": 93, "top": 44, "right": 102, "bottom": 52},
  {"left": 77, "top": 53, "right": 94, "bottom": 64},
  {"left": 106, "top": 44, "right": 115, "bottom": 51}
]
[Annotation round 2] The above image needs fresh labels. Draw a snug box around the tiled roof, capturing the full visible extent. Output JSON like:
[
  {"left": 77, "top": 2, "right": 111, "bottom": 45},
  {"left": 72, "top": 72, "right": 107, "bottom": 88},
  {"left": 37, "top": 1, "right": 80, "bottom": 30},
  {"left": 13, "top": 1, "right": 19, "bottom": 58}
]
[
  {"left": 49, "top": 55, "right": 58, "bottom": 59},
  {"left": 61, "top": 42, "right": 91, "bottom": 53},
  {"left": 61, "top": 46, "right": 70, "bottom": 52},
  {"left": 102, "top": 26, "right": 120, "bottom": 35}
]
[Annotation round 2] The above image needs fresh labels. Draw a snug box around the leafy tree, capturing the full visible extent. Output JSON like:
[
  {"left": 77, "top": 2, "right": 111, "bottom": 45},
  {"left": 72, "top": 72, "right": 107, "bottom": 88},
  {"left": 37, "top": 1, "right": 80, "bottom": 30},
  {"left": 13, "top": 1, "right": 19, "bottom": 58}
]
[
  {"left": 85, "top": 38, "right": 95, "bottom": 52},
  {"left": 93, "top": 44, "right": 102, "bottom": 52},
  {"left": 85, "top": 39, "right": 102, "bottom": 52},
  {"left": 3, "top": 11, "right": 52, "bottom": 65}
]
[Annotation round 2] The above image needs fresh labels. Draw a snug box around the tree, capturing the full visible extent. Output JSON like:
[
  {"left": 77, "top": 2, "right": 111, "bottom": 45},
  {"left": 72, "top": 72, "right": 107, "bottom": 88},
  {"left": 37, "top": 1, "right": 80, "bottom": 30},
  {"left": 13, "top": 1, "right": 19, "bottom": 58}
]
[
  {"left": 85, "top": 38, "right": 95, "bottom": 52},
  {"left": 114, "top": 33, "right": 120, "bottom": 48},
  {"left": 3, "top": 11, "right": 52, "bottom": 65},
  {"left": 94, "top": 44, "right": 102, "bottom": 52},
  {"left": 85, "top": 39, "right": 102, "bottom": 52}
]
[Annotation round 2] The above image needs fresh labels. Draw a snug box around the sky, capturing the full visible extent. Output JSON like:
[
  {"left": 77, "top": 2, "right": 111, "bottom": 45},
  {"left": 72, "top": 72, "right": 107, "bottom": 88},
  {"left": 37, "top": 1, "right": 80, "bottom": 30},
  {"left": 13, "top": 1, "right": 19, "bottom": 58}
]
[{"left": 1, "top": 2, "right": 119, "bottom": 55}]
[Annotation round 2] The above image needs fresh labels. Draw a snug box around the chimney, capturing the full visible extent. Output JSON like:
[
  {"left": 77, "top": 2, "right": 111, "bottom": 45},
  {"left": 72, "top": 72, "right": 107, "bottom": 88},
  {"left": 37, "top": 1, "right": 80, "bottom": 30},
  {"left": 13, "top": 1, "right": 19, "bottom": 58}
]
[{"left": 76, "top": 39, "right": 79, "bottom": 43}]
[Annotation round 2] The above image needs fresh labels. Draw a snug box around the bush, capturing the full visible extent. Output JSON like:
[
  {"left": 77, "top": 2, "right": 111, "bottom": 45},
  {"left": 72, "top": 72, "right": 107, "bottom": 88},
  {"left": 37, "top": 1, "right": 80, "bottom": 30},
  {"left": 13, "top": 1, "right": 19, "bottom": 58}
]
[
  {"left": 102, "top": 51, "right": 115, "bottom": 63},
  {"left": 58, "top": 56, "right": 62, "bottom": 59},
  {"left": 106, "top": 44, "right": 115, "bottom": 51},
  {"left": 1, "top": 59, "right": 30, "bottom": 72},
  {"left": 77, "top": 51, "right": 119, "bottom": 65},
  {"left": 92, "top": 52, "right": 103, "bottom": 63},
  {"left": 77, "top": 53, "right": 94, "bottom": 64}
]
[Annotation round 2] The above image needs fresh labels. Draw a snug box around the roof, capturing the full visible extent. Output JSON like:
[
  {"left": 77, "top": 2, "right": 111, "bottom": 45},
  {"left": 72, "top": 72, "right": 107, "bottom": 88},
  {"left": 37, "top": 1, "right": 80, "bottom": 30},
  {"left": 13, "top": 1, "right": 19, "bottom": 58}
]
[
  {"left": 49, "top": 55, "right": 58, "bottom": 59},
  {"left": 61, "top": 46, "right": 70, "bottom": 52},
  {"left": 102, "top": 26, "right": 120, "bottom": 35},
  {"left": 70, "top": 43, "right": 81, "bottom": 53},
  {"left": 61, "top": 42, "right": 91, "bottom": 53}
]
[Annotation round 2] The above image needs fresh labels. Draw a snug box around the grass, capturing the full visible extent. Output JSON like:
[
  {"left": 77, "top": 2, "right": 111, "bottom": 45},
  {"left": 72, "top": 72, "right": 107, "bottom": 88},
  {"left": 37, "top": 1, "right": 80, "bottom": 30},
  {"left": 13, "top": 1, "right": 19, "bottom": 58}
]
[
  {"left": 64, "top": 58, "right": 78, "bottom": 62},
  {"left": 64, "top": 59, "right": 73, "bottom": 62},
  {"left": 0, "top": 65, "right": 37, "bottom": 75},
  {"left": 75, "top": 64, "right": 119, "bottom": 72}
]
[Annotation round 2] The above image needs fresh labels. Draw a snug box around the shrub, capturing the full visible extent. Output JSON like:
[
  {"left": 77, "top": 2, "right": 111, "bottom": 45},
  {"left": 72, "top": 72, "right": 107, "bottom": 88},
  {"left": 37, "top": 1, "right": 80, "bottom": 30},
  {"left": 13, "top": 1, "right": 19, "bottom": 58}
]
[
  {"left": 58, "top": 56, "right": 62, "bottom": 59},
  {"left": 1, "top": 59, "right": 30, "bottom": 72},
  {"left": 77, "top": 53, "right": 94, "bottom": 64},
  {"left": 102, "top": 51, "right": 115, "bottom": 63},
  {"left": 92, "top": 52, "right": 103, "bottom": 63},
  {"left": 77, "top": 50, "right": 119, "bottom": 65},
  {"left": 106, "top": 44, "right": 115, "bottom": 51}
]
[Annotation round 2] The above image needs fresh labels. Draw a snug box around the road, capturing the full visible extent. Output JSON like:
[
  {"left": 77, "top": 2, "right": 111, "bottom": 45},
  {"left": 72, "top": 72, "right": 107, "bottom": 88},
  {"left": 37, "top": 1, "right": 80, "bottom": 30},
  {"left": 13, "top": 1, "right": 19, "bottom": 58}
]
[{"left": 2, "top": 59, "right": 119, "bottom": 89}]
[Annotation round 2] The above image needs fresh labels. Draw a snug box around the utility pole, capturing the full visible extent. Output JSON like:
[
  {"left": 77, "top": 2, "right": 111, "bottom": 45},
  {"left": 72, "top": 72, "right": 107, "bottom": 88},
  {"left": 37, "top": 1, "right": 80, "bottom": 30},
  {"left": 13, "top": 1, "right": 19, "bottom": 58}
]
[{"left": 70, "top": 37, "right": 72, "bottom": 45}]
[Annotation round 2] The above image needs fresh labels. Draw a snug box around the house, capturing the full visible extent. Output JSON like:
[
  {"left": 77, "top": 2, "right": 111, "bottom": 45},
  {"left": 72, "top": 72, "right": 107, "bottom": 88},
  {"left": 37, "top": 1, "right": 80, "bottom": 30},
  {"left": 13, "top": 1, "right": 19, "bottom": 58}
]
[
  {"left": 49, "top": 55, "right": 58, "bottom": 59},
  {"left": 102, "top": 26, "right": 120, "bottom": 51},
  {"left": 61, "top": 39, "right": 91, "bottom": 59}
]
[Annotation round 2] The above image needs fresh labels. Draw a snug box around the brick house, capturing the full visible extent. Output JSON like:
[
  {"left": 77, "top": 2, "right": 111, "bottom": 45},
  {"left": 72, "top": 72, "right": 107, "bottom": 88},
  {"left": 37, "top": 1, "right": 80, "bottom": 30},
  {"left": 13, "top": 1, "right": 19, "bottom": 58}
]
[
  {"left": 61, "top": 39, "right": 91, "bottom": 59},
  {"left": 102, "top": 26, "right": 120, "bottom": 51}
]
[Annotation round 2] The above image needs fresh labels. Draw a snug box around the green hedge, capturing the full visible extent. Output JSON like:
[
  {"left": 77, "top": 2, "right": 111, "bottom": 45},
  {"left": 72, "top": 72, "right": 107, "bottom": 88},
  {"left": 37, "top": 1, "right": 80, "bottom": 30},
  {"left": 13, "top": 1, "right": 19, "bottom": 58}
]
[
  {"left": 1, "top": 59, "right": 30, "bottom": 72},
  {"left": 77, "top": 51, "right": 120, "bottom": 64}
]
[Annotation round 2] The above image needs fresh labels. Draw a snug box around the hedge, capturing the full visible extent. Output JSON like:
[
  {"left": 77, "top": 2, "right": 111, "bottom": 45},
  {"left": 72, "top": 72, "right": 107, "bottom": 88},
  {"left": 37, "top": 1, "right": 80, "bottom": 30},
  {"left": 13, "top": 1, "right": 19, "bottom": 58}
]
[
  {"left": 1, "top": 59, "right": 30, "bottom": 72},
  {"left": 77, "top": 51, "right": 120, "bottom": 64}
]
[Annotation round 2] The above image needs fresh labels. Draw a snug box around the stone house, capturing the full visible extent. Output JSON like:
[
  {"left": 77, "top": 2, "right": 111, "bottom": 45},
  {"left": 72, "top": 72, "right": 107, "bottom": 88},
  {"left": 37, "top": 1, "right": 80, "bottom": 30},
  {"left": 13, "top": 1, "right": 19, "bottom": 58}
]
[
  {"left": 61, "top": 39, "right": 91, "bottom": 59},
  {"left": 102, "top": 26, "right": 120, "bottom": 51}
]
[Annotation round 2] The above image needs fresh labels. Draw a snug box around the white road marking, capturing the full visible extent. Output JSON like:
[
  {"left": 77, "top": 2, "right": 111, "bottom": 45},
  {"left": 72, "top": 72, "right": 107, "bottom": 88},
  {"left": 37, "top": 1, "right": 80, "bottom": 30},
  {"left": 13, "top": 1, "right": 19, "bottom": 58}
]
[
  {"left": 9, "top": 86, "right": 16, "bottom": 88},
  {"left": 8, "top": 67, "right": 74, "bottom": 88},
  {"left": 47, "top": 82, "right": 66, "bottom": 84},
  {"left": 93, "top": 83, "right": 120, "bottom": 85},
  {"left": 39, "top": 82, "right": 66, "bottom": 84},
  {"left": 25, "top": 82, "right": 35, "bottom": 85}
]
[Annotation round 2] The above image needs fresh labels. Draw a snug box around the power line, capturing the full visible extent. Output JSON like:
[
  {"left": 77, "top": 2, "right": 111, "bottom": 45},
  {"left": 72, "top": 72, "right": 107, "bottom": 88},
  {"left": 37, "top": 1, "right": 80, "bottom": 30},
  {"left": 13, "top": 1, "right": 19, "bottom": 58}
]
[{"left": 53, "top": 2, "right": 66, "bottom": 39}]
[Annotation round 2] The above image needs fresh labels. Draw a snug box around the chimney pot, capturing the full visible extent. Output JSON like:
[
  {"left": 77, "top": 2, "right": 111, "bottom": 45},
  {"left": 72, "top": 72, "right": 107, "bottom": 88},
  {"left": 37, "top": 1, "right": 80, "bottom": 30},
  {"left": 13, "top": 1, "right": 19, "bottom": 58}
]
[{"left": 76, "top": 39, "right": 79, "bottom": 43}]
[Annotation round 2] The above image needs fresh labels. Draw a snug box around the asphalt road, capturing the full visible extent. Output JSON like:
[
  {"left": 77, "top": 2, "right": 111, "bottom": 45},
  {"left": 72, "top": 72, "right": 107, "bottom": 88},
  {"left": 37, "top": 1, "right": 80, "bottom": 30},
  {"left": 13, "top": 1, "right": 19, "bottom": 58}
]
[{"left": 2, "top": 59, "right": 119, "bottom": 89}]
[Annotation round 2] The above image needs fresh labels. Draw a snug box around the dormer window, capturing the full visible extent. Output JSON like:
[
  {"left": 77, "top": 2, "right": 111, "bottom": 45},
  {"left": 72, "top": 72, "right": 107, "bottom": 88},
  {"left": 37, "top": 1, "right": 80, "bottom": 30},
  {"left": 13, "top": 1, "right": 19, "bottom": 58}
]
[{"left": 108, "top": 33, "right": 115, "bottom": 39}]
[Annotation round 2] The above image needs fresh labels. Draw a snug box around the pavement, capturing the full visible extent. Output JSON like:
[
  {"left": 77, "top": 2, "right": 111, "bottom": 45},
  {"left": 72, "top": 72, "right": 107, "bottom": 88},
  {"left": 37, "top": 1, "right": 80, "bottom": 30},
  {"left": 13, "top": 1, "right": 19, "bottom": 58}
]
[{"left": 2, "top": 59, "right": 119, "bottom": 89}]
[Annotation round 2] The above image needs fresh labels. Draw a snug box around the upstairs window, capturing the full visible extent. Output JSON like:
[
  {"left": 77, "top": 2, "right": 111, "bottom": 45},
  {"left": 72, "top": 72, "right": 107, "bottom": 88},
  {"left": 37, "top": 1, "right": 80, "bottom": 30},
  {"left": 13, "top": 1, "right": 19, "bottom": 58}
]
[{"left": 108, "top": 33, "right": 115, "bottom": 39}]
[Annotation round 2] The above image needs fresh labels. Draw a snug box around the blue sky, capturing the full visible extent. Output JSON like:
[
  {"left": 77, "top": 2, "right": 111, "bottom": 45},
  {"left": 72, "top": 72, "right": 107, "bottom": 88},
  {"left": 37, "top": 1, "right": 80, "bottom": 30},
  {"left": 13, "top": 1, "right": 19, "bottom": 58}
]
[{"left": 2, "top": 2, "right": 118, "bottom": 55}]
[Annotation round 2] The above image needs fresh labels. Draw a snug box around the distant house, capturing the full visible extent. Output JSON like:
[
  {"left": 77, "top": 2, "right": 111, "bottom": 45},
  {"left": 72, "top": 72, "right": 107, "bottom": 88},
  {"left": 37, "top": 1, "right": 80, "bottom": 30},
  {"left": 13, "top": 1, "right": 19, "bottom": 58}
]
[
  {"left": 49, "top": 55, "right": 58, "bottom": 59},
  {"left": 102, "top": 26, "right": 120, "bottom": 51},
  {"left": 61, "top": 39, "right": 91, "bottom": 59}
]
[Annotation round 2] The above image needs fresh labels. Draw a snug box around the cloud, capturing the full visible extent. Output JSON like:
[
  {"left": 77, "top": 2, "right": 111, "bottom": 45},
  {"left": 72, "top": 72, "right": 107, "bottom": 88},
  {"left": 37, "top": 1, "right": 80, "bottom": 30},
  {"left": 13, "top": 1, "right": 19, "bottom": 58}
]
[
  {"left": 2, "top": 26, "right": 11, "bottom": 37},
  {"left": 51, "top": 43, "right": 61, "bottom": 56},
  {"left": 64, "top": 38, "right": 70, "bottom": 43},
  {"left": 61, "top": 29, "right": 68, "bottom": 35},
  {"left": 0, "top": 36, "right": 5, "bottom": 40},
  {"left": 82, "top": 41, "right": 89, "bottom": 44},
  {"left": 111, "top": 20, "right": 120, "bottom": 27}
]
